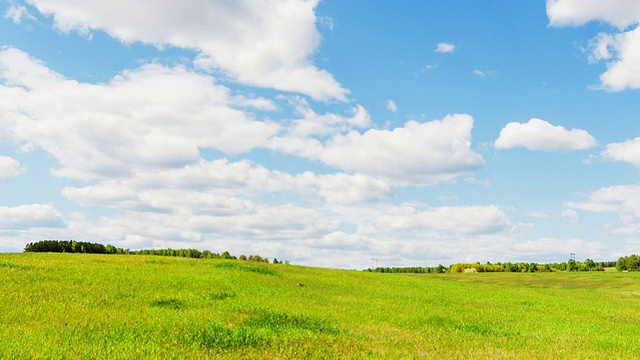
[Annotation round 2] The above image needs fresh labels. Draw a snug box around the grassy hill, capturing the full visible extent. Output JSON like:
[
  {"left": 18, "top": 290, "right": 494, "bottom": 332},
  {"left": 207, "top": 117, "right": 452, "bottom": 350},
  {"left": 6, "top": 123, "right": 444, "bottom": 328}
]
[{"left": 1, "top": 253, "right": 639, "bottom": 359}]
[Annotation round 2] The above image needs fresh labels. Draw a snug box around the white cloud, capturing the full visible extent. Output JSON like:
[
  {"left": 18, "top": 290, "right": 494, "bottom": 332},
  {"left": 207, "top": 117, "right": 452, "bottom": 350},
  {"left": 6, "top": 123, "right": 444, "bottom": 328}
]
[
  {"left": 23, "top": 0, "right": 348, "bottom": 101},
  {"left": 4, "top": 4, "right": 36, "bottom": 24},
  {"left": 0, "top": 204, "right": 65, "bottom": 229},
  {"left": 306, "top": 231, "right": 370, "bottom": 250},
  {"left": 561, "top": 209, "right": 580, "bottom": 223},
  {"left": 181, "top": 203, "right": 338, "bottom": 241},
  {"left": 310, "top": 173, "right": 391, "bottom": 204},
  {"left": 319, "top": 114, "right": 485, "bottom": 185},
  {"left": 52, "top": 181, "right": 392, "bottom": 267},
  {"left": 385, "top": 99, "right": 397, "bottom": 112},
  {"left": 230, "top": 95, "right": 278, "bottom": 111},
  {"left": 512, "top": 238, "right": 606, "bottom": 261},
  {"left": 566, "top": 184, "right": 640, "bottom": 234},
  {"left": 566, "top": 184, "right": 640, "bottom": 216},
  {"left": 0, "top": 156, "right": 25, "bottom": 178},
  {"left": 374, "top": 204, "right": 510, "bottom": 235},
  {"left": 547, "top": 0, "right": 640, "bottom": 91},
  {"left": 59, "top": 202, "right": 339, "bottom": 249},
  {"left": 590, "top": 27, "right": 640, "bottom": 91},
  {"left": 0, "top": 47, "right": 279, "bottom": 180},
  {"left": 420, "top": 64, "right": 437, "bottom": 74},
  {"left": 61, "top": 168, "right": 384, "bottom": 243},
  {"left": 602, "top": 137, "right": 640, "bottom": 166},
  {"left": 435, "top": 42, "right": 455, "bottom": 53},
  {"left": 528, "top": 211, "right": 550, "bottom": 219},
  {"left": 588, "top": 33, "right": 616, "bottom": 62},
  {"left": 494, "top": 118, "right": 598, "bottom": 151},
  {"left": 472, "top": 69, "right": 486, "bottom": 77},
  {"left": 547, "top": 0, "right": 640, "bottom": 29},
  {"left": 62, "top": 158, "right": 391, "bottom": 211},
  {"left": 318, "top": 16, "right": 334, "bottom": 31},
  {"left": 284, "top": 102, "right": 371, "bottom": 138}
]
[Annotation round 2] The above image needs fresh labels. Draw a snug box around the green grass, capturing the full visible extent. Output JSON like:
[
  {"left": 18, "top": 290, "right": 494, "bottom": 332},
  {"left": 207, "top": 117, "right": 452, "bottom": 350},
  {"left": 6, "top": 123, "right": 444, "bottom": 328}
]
[{"left": 1, "top": 253, "right": 639, "bottom": 359}]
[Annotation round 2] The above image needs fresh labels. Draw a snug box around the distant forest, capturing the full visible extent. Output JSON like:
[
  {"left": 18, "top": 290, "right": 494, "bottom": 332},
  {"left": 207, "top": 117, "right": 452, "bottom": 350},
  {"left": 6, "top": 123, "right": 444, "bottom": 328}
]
[
  {"left": 367, "top": 258, "right": 620, "bottom": 273},
  {"left": 23, "top": 240, "right": 286, "bottom": 264},
  {"left": 23, "top": 240, "right": 637, "bottom": 272}
]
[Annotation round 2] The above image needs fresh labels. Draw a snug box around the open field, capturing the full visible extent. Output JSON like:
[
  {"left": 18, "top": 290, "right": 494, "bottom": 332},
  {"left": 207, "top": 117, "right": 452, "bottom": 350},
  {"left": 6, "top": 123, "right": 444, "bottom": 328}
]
[{"left": 1, "top": 253, "right": 639, "bottom": 359}]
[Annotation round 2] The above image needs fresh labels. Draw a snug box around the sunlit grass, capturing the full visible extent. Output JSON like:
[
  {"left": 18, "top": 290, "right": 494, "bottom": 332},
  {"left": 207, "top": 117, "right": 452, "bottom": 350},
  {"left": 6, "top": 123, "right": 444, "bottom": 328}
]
[{"left": 1, "top": 252, "right": 639, "bottom": 359}]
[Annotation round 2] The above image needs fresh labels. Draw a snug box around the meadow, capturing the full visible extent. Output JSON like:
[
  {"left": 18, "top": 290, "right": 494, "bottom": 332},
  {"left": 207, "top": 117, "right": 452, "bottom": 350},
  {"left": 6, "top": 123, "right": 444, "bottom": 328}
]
[{"left": 1, "top": 253, "right": 639, "bottom": 359}]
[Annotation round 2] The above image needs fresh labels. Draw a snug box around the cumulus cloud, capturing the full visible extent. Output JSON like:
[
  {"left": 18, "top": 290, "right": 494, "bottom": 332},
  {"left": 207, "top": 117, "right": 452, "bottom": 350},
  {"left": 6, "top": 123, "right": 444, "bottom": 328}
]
[
  {"left": 512, "top": 237, "right": 606, "bottom": 261},
  {"left": 374, "top": 204, "right": 510, "bottom": 235},
  {"left": 62, "top": 158, "right": 391, "bottom": 211},
  {"left": 296, "top": 172, "right": 391, "bottom": 204},
  {"left": 267, "top": 111, "right": 484, "bottom": 186},
  {"left": 319, "top": 114, "right": 485, "bottom": 185},
  {"left": 435, "top": 42, "right": 455, "bottom": 53},
  {"left": 21, "top": 0, "right": 348, "bottom": 101},
  {"left": 494, "top": 118, "right": 598, "bottom": 151},
  {"left": 0, "top": 204, "right": 66, "bottom": 229},
  {"left": 602, "top": 137, "right": 640, "bottom": 166},
  {"left": 590, "top": 28, "right": 640, "bottom": 91},
  {"left": 230, "top": 95, "right": 278, "bottom": 111},
  {"left": 385, "top": 99, "right": 397, "bottom": 112},
  {"left": 4, "top": 4, "right": 36, "bottom": 24},
  {"left": 566, "top": 184, "right": 640, "bottom": 234},
  {"left": 547, "top": 0, "right": 640, "bottom": 91},
  {"left": 59, "top": 201, "right": 340, "bottom": 249},
  {"left": 547, "top": 0, "right": 640, "bottom": 29},
  {"left": 566, "top": 184, "right": 640, "bottom": 216},
  {"left": 284, "top": 102, "right": 371, "bottom": 138},
  {"left": 309, "top": 231, "right": 371, "bottom": 250},
  {"left": 0, "top": 156, "right": 25, "bottom": 179},
  {"left": 0, "top": 47, "right": 279, "bottom": 180}
]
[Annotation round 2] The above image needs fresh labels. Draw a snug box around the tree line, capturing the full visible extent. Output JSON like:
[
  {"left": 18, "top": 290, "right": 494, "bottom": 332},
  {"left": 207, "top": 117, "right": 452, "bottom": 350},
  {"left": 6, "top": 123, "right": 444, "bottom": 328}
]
[
  {"left": 22, "top": 240, "right": 637, "bottom": 272},
  {"left": 366, "top": 265, "right": 447, "bottom": 274},
  {"left": 24, "top": 240, "right": 107, "bottom": 254},
  {"left": 23, "top": 240, "right": 286, "bottom": 264},
  {"left": 615, "top": 254, "right": 640, "bottom": 271},
  {"left": 448, "top": 259, "right": 610, "bottom": 273},
  {"left": 367, "top": 259, "right": 620, "bottom": 274}
]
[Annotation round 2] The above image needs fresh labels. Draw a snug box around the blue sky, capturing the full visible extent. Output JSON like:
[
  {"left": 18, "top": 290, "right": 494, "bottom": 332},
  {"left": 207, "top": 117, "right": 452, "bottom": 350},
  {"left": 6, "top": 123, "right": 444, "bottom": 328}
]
[{"left": 1, "top": 0, "right": 639, "bottom": 268}]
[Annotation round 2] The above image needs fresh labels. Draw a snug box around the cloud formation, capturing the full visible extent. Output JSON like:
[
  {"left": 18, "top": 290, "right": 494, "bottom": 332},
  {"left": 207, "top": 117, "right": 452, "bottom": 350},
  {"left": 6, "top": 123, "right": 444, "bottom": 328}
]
[
  {"left": 23, "top": 0, "right": 348, "bottom": 101},
  {"left": 319, "top": 114, "right": 485, "bottom": 185},
  {"left": 602, "top": 137, "right": 640, "bottom": 166},
  {"left": 4, "top": 4, "right": 35, "bottom": 24},
  {"left": 547, "top": 0, "right": 640, "bottom": 29},
  {"left": 435, "top": 42, "right": 455, "bottom": 53},
  {"left": 0, "top": 47, "right": 279, "bottom": 180},
  {"left": 547, "top": 0, "right": 640, "bottom": 91},
  {"left": 495, "top": 118, "right": 598, "bottom": 151},
  {"left": 2, "top": 1, "right": 629, "bottom": 268},
  {"left": 566, "top": 184, "right": 640, "bottom": 234},
  {"left": 0, "top": 156, "right": 24, "bottom": 179},
  {"left": 0, "top": 204, "right": 66, "bottom": 229},
  {"left": 374, "top": 204, "right": 510, "bottom": 235},
  {"left": 385, "top": 99, "right": 397, "bottom": 112}
]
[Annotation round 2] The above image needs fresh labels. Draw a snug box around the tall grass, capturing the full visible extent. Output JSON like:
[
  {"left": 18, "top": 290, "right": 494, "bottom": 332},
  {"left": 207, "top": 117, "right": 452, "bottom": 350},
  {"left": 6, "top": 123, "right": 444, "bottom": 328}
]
[{"left": 1, "top": 252, "right": 639, "bottom": 359}]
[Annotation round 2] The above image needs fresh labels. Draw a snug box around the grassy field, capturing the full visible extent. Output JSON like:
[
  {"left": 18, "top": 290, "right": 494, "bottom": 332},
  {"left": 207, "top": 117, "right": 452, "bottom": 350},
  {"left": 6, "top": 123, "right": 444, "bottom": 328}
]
[{"left": 1, "top": 253, "right": 639, "bottom": 359}]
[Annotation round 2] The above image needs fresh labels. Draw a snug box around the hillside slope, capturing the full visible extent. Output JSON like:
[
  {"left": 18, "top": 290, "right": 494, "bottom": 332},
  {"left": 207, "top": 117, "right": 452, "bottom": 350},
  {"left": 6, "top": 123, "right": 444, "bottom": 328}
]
[{"left": 1, "top": 253, "right": 639, "bottom": 359}]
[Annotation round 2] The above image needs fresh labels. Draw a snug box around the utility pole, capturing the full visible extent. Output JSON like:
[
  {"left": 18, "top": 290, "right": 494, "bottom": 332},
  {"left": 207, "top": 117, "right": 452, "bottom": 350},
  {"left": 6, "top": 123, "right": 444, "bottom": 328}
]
[
  {"left": 371, "top": 258, "right": 378, "bottom": 269},
  {"left": 570, "top": 253, "right": 575, "bottom": 260}
]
